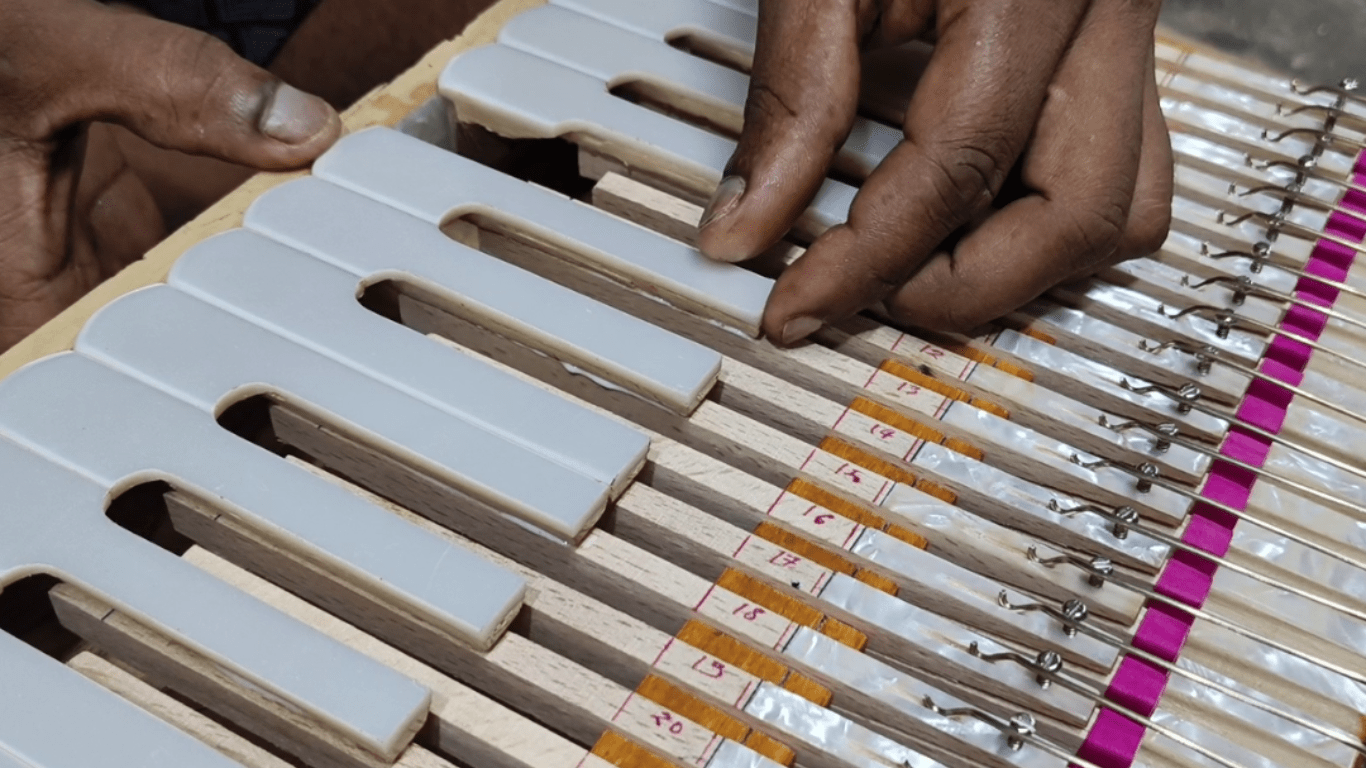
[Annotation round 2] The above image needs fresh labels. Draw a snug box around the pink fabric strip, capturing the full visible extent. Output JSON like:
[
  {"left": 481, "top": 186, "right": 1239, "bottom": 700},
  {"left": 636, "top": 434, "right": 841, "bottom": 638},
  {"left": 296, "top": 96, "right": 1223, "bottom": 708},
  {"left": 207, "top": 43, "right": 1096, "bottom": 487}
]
[{"left": 1077, "top": 168, "right": 1366, "bottom": 768}]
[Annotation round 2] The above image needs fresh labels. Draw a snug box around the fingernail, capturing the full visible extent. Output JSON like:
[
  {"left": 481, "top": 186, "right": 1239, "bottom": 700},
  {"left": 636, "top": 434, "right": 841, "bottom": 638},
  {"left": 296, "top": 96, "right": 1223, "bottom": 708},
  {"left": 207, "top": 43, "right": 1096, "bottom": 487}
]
[
  {"left": 699, "top": 176, "right": 746, "bottom": 230},
  {"left": 780, "top": 316, "right": 823, "bottom": 345},
  {"left": 260, "top": 84, "right": 334, "bottom": 144}
]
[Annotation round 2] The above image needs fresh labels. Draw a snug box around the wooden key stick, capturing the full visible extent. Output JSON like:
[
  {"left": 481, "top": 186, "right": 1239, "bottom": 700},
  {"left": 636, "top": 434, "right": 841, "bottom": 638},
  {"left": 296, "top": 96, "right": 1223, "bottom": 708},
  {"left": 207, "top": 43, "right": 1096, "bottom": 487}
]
[
  {"left": 69, "top": 652, "right": 460, "bottom": 768},
  {"left": 63, "top": 543, "right": 777, "bottom": 768},
  {"left": 419, "top": 322, "right": 1142, "bottom": 663},
  {"left": 417, "top": 334, "right": 1120, "bottom": 677},
  {"left": 286, "top": 456, "right": 1076, "bottom": 768},
  {"left": 178, "top": 546, "right": 627, "bottom": 768}
]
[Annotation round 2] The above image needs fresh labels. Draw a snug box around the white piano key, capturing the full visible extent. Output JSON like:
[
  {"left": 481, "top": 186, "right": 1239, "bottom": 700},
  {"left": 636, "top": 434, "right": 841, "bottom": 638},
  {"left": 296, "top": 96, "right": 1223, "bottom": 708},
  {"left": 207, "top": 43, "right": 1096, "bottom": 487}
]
[
  {"left": 0, "top": 428, "right": 430, "bottom": 763},
  {"left": 76, "top": 285, "right": 608, "bottom": 543},
  {"left": 246, "top": 172, "right": 724, "bottom": 414},
  {"left": 436, "top": 44, "right": 855, "bottom": 233},
  {"left": 1, "top": 350, "right": 527, "bottom": 651},
  {"left": 306, "top": 129, "right": 770, "bottom": 337},
  {"left": 170, "top": 228, "right": 648, "bottom": 499},
  {"left": 0, "top": 628, "right": 241, "bottom": 768},
  {"left": 498, "top": 5, "right": 901, "bottom": 178},
  {"left": 552, "top": 0, "right": 757, "bottom": 55}
]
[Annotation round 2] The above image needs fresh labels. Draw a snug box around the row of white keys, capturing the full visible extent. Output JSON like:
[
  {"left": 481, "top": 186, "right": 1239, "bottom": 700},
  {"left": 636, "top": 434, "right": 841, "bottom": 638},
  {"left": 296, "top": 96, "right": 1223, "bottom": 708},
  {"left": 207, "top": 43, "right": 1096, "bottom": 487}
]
[
  {"left": 169, "top": 227, "right": 649, "bottom": 501},
  {"left": 75, "top": 284, "right": 612, "bottom": 544},
  {"left": 0, "top": 427, "right": 429, "bottom": 766},
  {"left": 437, "top": 14, "right": 1229, "bottom": 465},
  {"left": 498, "top": 5, "right": 901, "bottom": 179},
  {"left": 307, "top": 127, "right": 771, "bottom": 339},
  {"left": 317, "top": 127, "right": 1195, "bottom": 524},
  {"left": 554, "top": 0, "right": 756, "bottom": 61},
  {"left": 510, "top": 3, "right": 1308, "bottom": 385},
  {"left": 547, "top": 0, "right": 1364, "bottom": 355},
  {"left": 438, "top": 44, "right": 854, "bottom": 236},
  {"left": 244, "top": 174, "right": 726, "bottom": 417}
]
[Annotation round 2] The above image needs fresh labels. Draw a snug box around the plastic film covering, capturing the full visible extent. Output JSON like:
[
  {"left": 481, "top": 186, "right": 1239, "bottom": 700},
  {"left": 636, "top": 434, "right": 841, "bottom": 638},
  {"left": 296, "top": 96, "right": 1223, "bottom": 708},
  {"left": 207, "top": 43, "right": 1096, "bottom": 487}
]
[
  {"left": 934, "top": 399, "right": 1192, "bottom": 525},
  {"left": 778, "top": 628, "right": 1065, "bottom": 768},
  {"left": 1169, "top": 132, "right": 1348, "bottom": 208},
  {"left": 1218, "top": 513, "right": 1366, "bottom": 667},
  {"left": 1169, "top": 628, "right": 1362, "bottom": 767},
  {"left": 816, "top": 574, "right": 1096, "bottom": 729},
  {"left": 875, "top": 488, "right": 1148, "bottom": 623},
  {"left": 888, "top": 453, "right": 1170, "bottom": 571},
  {"left": 1062, "top": 276, "right": 1268, "bottom": 364},
  {"left": 1169, "top": 192, "right": 1316, "bottom": 265},
  {"left": 1161, "top": 231, "right": 1303, "bottom": 295},
  {"left": 1018, "top": 300, "right": 1252, "bottom": 405},
  {"left": 988, "top": 330, "right": 1230, "bottom": 437},
  {"left": 706, "top": 737, "right": 790, "bottom": 768},
  {"left": 845, "top": 528, "right": 1120, "bottom": 672},
  {"left": 1175, "top": 166, "right": 1333, "bottom": 237},
  {"left": 1110, "top": 257, "right": 1286, "bottom": 330},
  {"left": 741, "top": 682, "right": 949, "bottom": 768},
  {"left": 1165, "top": 72, "right": 1361, "bottom": 137},
  {"left": 1261, "top": 410, "right": 1366, "bottom": 509}
]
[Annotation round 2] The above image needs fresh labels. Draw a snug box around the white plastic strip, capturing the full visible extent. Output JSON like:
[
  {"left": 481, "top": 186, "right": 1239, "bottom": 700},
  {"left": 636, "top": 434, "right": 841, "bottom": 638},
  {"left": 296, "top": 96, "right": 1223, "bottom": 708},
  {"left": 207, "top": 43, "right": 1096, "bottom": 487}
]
[
  {"left": 0, "top": 626, "right": 243, "bottom": 768},
  {"left": 0, "top": 410, "right": 431, "bottom": 761},
  {"left": 247, "top": 169, "right": 724, "bottom": 414},
  {"left": 779, "top": 628, "right": 1065, "bottom": 768},
  {"left": 75, "top": 285, "right": 611, "bottom": 543},
  {"left": 437, "top": 43, "right": 855, "bottom": 233},
  {"left": 170, "top": 228, "right": 648, "bottom": 499},
  {"left": 499, "top": 5, "right": 900, "bottom": 179},
  {"left": 308, "top": 128, "right": 770, "bottom": 336}
]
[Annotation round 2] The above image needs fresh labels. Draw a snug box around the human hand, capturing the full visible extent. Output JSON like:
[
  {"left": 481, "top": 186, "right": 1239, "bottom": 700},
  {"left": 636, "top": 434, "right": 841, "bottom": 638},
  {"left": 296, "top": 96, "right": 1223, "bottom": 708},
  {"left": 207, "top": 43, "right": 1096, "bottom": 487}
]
[
  {"left": 697, "top": 0, "right": 1173, "bottom": 344},
  {"left": 0, "top": 0, "right": 341, "bottom": 350}
]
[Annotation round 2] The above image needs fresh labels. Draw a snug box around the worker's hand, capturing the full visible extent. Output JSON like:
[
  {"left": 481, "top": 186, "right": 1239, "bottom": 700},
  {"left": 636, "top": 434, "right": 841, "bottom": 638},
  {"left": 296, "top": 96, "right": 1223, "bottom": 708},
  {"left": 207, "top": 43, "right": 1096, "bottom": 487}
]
[
  {"left": 698, "top": 0, "right": 1173, "bottom": 344},
  {"left": 0, "top": 0, "right": 340, "bottom": 350}
]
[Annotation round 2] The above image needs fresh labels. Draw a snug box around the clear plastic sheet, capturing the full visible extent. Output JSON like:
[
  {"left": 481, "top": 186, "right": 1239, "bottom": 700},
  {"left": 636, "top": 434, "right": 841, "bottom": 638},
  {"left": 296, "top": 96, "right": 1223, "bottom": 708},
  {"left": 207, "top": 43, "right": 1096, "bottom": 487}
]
[
  {"left": 989, "top": 330, "right": 1230, "bottom": 438},
  {"left": 1178, "top": 621, "right": 1364, "bottom": 767},
  {"left": 707, "top": 736, "right": 789, "bottom": 768},
  {"left": 778, "top": 628, "right": 1067, "bottom": 768},
  {"left": 1109, "top": 257, "right": 1287, "bottom": 329},
  {"left": 1169, "top": 194, "right": 1316, "bottom": 264},
  {"left": 897, "top": 446, "right": 1170, "bottom": 572},
  {"left": 816, "top": 574, "right": 1096, "bottom": 730},
  {"left": 847, "top": 527, "right": 1120, "bottom": 672},
  {"left": 741, "top": 683, "right": 949, "bottom": 768},
  {"left": 1065, "top": 277, "right": 1268, "bottom": 364}
]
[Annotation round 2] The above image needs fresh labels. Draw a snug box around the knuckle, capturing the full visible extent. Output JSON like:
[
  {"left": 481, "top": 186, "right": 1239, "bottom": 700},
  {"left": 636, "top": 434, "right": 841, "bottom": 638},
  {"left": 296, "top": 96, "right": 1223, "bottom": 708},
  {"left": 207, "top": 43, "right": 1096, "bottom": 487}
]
[
  {"left": 921, "top": 139, "right": 1010, "bottom": 219},
  {"left": 1061, "top": 195, "right": 1129, "bottom": 265},
  {"left": 1117, "top": 198, "right": 1172, "bottom": 258}
]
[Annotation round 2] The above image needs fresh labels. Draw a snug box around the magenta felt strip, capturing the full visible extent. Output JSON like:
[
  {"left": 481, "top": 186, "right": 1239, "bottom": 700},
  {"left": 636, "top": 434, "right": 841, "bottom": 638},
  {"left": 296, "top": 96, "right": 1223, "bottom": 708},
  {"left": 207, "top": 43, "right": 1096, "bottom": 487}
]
[{"left": 1078, "top": 165, "right": 1366, "bottom": 768}]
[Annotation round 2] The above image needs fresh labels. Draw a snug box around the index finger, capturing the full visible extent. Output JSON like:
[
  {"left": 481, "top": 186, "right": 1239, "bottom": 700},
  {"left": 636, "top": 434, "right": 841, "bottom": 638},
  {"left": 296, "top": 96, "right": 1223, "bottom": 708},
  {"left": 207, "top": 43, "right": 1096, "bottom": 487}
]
[{"left": 762, "top": 0, "right": 1088, "bottom": 344}]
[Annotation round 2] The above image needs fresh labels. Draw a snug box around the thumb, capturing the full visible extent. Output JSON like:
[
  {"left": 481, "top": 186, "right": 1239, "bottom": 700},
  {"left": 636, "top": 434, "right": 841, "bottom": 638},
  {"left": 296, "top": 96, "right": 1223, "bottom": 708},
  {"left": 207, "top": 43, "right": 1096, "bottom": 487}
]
[
  {"left": 58, "top": 2, "right": 340, "bottom": 170},
  {"left": 696, "top": 0, "right": 862, "bottom": 263}
]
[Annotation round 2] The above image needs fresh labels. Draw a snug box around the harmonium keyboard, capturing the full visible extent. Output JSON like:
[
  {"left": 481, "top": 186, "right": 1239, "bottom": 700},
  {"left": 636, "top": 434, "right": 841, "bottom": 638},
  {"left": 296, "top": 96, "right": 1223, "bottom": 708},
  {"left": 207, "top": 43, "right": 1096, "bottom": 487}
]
[{"left": 4, "top": 2, "right": 1366, "bottom": 767}]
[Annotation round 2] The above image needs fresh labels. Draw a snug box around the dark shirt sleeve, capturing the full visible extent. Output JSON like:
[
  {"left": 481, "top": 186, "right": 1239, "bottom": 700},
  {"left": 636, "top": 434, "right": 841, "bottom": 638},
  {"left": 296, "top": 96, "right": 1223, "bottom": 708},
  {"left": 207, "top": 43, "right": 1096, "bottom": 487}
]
[{"left": 125, "top": 0, "right": 325, "bottom": 66}]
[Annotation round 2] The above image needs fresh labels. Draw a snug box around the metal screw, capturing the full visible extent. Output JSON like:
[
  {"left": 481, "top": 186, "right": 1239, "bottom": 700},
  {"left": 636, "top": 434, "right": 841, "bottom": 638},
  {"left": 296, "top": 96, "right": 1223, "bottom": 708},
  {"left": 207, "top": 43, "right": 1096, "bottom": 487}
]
[
  {"left": 1088, "top": 557, "right": 1115, "bottom": 588},
  {"left": 1006, "top": 713, "right": 1037, "bottom": 751},
  {"left": 1112, "top": 506, "right": 1140, "bottom": 540},
  {"left": 1060, "top": 599, "right": 1090, "bottom": 636},
  {"left": 1033, "top": 651, "right": 1063, "bottom": 690}
]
